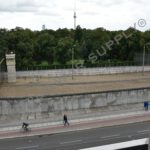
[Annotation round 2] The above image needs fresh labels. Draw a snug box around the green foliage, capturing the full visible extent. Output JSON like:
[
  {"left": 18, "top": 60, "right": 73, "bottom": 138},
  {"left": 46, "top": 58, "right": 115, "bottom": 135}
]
[
  {"left": 39, "top": 61, "right": 49, "bottom": 66},
  {"left": 0, "top": 26, "right": 150, "bottom": 70},
  {"left": 66, "top": 59, "right": 84, "bottom": 65}
]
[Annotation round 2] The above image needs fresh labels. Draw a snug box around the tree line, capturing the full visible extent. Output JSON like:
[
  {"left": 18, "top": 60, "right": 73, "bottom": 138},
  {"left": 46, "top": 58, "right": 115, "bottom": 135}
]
[{"left": 0, "top": 26, "right": 150, "bottom": 70}]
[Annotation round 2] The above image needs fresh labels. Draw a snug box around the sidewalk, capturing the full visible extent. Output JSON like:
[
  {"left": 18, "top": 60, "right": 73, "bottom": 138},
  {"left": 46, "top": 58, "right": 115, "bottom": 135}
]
[{"left": 1, "top": 110, "right": 150, "bottom": 140}]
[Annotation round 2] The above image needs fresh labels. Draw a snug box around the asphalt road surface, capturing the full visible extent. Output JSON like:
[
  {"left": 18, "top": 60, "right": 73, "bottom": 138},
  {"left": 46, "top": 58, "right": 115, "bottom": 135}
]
[{"left": 1, "top": 121, "right": 150, "bottom": 150}]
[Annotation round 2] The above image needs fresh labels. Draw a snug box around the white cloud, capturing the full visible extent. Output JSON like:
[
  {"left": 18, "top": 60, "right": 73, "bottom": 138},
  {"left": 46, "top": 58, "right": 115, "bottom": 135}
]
[
  {"left": 0, "top": 0, "right": 149, "bottom": 30},
  {"left": 0, "top": 0, "right": 37, "bottom": 12}
]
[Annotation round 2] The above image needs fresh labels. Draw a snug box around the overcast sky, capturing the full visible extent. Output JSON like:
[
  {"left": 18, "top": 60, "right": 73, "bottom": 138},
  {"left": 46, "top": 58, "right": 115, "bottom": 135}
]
[{"left": 0, "top": 0, "right": 149, "bottom": 31}]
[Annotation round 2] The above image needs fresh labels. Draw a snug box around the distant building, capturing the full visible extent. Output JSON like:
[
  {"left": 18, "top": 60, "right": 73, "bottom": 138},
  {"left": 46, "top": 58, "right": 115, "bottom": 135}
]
[{"left": 42, "top": 24, "right": 46, "bottom": 30}]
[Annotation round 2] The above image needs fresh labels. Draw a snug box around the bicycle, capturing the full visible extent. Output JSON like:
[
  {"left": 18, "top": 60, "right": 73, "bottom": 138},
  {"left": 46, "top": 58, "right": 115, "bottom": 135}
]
[{"left": 20, "top": 123, "right": 31, "bottom": 133}]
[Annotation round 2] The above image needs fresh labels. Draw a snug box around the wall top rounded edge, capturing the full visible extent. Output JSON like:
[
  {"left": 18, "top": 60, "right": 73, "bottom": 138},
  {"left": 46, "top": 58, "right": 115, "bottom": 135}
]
[{"left": 6, "top": 54, "right": 15, "bottom": 59}]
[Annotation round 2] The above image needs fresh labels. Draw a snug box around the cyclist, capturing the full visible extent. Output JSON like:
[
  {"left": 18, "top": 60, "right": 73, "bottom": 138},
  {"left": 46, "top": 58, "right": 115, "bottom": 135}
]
[{"left": 22, "top": 122, "right": 29, "bottom": 131}]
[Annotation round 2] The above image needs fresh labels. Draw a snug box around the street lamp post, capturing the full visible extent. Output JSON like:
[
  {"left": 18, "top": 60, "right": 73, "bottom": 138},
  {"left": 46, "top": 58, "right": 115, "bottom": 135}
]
[
  {"left": 142, "top": 43, "right": 150, "bottom": 75},
  {"left": 142, "top": 45, "right": 146, "bottom": 75},
  {"left": 72, "top": 46, "right": 74, "bottom": 80}
]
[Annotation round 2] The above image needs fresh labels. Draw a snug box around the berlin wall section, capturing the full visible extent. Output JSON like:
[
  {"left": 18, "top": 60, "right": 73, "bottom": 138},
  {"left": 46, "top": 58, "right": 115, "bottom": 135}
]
[
  {"left": 0, "top": 88, "right": 149, "bottom": 123},
  {"left": 16, "top": 66, "right": 150, "bottom": 78}
]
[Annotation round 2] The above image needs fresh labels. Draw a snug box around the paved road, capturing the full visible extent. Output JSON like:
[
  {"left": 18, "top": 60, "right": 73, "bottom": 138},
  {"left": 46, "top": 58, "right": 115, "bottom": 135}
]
[{"left": 1, "top": 121, "right": 150, "bottom": 150}]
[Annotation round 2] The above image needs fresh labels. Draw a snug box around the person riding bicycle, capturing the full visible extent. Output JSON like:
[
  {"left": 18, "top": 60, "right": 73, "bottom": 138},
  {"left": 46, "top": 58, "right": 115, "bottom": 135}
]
[{"left": 22, "top": 122, "right": 29, "bottom": 131}]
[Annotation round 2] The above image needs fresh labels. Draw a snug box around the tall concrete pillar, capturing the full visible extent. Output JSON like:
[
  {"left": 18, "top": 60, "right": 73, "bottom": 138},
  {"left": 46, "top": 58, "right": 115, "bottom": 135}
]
[{"left": 6, "top": 52, "right": 16, "bottom": 83}]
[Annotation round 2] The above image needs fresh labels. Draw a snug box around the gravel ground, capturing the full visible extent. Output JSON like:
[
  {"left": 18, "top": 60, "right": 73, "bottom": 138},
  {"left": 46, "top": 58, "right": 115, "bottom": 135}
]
[{"left": 0, "top": 72, "right": 150, "bottom": 97}]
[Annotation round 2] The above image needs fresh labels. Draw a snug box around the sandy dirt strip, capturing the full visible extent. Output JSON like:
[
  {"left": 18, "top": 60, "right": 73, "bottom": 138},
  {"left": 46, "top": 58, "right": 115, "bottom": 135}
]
[{"left": 0, "top": 72, "right": 150, "bottom": 97}]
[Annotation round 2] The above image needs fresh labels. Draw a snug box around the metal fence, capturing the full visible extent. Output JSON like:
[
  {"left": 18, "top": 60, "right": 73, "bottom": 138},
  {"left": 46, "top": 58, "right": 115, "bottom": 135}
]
[
  {"left": 16, "top": 61, "right": 135, "bottom": 71},
  {"left": 134, "top": 53, "right": 150, "bottom": 66}
]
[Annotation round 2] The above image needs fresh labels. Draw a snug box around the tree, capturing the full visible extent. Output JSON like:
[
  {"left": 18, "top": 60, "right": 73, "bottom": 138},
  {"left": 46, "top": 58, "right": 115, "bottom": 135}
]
[{"left": 0, "top": 26, "right": 149, "bottom": 69}]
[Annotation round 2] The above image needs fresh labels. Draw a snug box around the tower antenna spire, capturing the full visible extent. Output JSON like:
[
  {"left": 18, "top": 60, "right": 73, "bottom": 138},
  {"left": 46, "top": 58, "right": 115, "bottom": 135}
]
[{"left": 73, "top": 0, "right": 77, "bottom": 30}]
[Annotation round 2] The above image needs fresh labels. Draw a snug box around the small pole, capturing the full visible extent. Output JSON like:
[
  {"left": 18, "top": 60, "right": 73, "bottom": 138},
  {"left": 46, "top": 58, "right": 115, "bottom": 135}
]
[
  {"left": 142, "top": 45, "right": 145, "bottom": 76},
  {"left": 72, "top": 47, "right": 74, "bottom": 80}
]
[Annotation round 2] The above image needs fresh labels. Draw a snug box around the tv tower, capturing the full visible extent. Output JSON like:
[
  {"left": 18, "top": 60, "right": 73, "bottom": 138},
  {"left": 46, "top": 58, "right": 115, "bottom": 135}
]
[{"left": 73, "top": 0, "right": 77, "bottom": 29}]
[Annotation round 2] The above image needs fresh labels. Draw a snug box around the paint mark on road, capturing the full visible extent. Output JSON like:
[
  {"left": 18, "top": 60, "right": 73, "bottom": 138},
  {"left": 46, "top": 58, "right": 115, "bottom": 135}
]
[
  {"left": 101, "top": 134, "right": 120, "bottom": 139},
  {"left": 16, "top": 145, "right": 39, "bottom": 150},
  {"left": 60, "top": 140, "right": 82, "bottom": 145},
  {"left": 138, "top": 129, "right": 150, "bottom": 133}
]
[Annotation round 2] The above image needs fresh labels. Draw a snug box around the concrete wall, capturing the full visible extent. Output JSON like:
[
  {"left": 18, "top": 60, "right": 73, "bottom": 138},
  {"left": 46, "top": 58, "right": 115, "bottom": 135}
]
[
  {"left": 0, "top": 88, "right": 149, "bottom": 123},
  {"left": 16, "top": 66, "right": 150, "bottom": 77}
]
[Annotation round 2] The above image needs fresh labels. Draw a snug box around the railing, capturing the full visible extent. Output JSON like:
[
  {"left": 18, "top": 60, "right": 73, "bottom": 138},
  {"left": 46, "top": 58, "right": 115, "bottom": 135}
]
[{"left": 16, "top": 61, "right": 135, "bottom": 71}]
